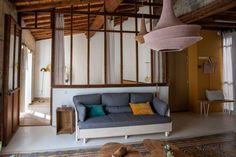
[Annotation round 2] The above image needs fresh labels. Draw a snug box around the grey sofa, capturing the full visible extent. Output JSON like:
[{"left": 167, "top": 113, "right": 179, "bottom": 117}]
[{"left": 73, "top": 93, "right": 172, "bottom": 143}]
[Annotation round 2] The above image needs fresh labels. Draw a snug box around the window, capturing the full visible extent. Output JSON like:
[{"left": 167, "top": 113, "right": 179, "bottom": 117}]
[{"left": 21, "top": 0, "right": 168, "bottom": 87}]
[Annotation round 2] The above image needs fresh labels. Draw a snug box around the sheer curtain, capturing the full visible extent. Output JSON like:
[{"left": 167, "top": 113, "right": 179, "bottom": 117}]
[
  {"left": 106, "top": 18, "right": 120, "bottom": 84},
  {"left": 54, "top": 13, "right": 65, "bottom": 85},
  {"left": 222, "top": 32, "right": 235, "bottom": 112}
]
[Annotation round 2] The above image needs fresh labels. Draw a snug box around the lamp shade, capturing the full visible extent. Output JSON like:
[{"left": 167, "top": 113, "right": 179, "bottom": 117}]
[{"left": 144, "top": 0, "right": 202, "bottom": 52}]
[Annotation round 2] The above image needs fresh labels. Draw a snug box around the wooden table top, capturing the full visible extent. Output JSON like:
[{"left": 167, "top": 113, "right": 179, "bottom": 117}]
[
  {"left": 143, "top": 139, "right": 193, "bottom": 157},
  {"left": 99, "top": 140, "right": 193, "bottom": 157},
  {"left": 98, "top": 143, "right": 143, "bottom": 157}
]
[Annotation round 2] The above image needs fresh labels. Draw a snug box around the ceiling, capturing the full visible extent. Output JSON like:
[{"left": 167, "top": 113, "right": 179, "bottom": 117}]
[{"left": 10, "top": 0, "right": 236, "bottom": 40}]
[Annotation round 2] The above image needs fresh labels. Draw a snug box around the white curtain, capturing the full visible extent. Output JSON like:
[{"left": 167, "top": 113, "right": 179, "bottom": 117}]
[
  {"left": 106, "top": 18, "right": 119, "bottom": 84},
  {"left": 222, "top": 32, "right": 235, "bottom": 111},
  {"left": 54, "top": 14, "right": 65, "bottom": 85}
]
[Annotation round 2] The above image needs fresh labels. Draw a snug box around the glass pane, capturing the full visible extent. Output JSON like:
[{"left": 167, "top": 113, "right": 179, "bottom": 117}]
[
  {"left": 138, "top": 43, "right": 151, "bottom": 84},
  {"left": 149, "top": 0, "right": 162, "bottom": 15},
  {"left": 138, "top": 5, "right": 150, "bottom": 15},
  {"left": 114, "top": 16, "right": 122, "bottom": 31},
  {"left": 123, "top": 17, "right": 135, "bottom": 31},
  {"left": 8, "top": 23, "right": 15, "bottom": 90},
  {"left": 137, "top": 17, "right": 151, "bottom": 33},
  {"left": 90, "top": 32, "right": 104, "bottom": 84},
  {"left": 14, "top": 28, "right": 20, "bottom": 89},
  {"left": 72, "top": 33, "right": 88, "bottom": 84},
  {"left": 106, "top": 16, "right": 120, "bottom": 31},
  {"left": 64, "top": 33, "right": 71, "bottom": 85},
  {"left": 123, "top": 33, "right": 136, "bottom": 84},
  {"left": 106, "top": 32, "right": 121, "bottom": 84},
  {"left": 54, "top": 24, "right": 68, "bottom": 85},
  {"left": 35, "top": 39, "right": 51, "bottom": 97}
]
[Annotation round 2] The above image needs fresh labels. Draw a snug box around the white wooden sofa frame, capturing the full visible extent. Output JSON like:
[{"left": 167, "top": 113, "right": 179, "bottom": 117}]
[{"left": 74, "top": 106, "right": 172, "bottom": 144}]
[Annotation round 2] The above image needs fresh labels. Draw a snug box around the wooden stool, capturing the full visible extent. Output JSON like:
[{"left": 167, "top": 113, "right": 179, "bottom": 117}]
[{"left": 98, "top": 143, "right": 143, "bottom": 157}]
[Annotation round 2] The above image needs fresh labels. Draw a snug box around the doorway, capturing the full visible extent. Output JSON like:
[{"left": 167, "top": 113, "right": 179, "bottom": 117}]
[
  {"left": 168, "top": 50, "right": 189, "bottom": 112},
  {"left": 19, "top": 45, "right": 51, "bottom": 126}
]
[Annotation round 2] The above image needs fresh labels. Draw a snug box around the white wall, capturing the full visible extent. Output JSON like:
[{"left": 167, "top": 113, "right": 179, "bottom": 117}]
[
  {"left": 35, "top": 39, "right": 52, "bottom": 98},
  {"left": 52, "top": 86, "right": 169, "bottom": 126}
]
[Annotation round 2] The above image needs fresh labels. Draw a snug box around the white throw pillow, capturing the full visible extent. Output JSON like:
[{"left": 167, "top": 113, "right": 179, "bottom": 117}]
[{"left": 205, "top": 90, "right": 224, "bottom": 101}]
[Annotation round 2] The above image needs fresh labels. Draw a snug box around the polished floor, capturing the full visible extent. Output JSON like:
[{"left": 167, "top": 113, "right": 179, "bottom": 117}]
[
  {"left": 20, "top": 99, "right": 50, "bottom": 126},
  {"left": 2, "top": 112, "right": 236, "bottom": 154}
]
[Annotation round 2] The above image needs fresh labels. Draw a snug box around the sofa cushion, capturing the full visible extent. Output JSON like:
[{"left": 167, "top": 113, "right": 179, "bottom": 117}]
[
  {"left": 153, "top": 97, "right": 168, "bottom": 116},
  {"left": 105, "top": 106, "right": 132, "bottom": 113},
  {"left": 205, "top": 90, "right": 224, "bottom": 101},
  {"left": 85, "top": 104, "right": 106, "bottom": 118},
  {"left": 73, "top": 94, "right": 101, "bottom": 105},
  {"left": 102, "top": 93, "right": 129, "bottom": 107},
  {"left": 130, "top": 93, "right": 153, "bottom": 103},
  {"left": 78, "top": 113, "right": 171, "bottom": 129},
  {"left": 129, "top": 102, "right": 154, "bottom": 115}
]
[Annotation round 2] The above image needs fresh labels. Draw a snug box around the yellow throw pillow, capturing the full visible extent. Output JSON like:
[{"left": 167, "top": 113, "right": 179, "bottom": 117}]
[{"left": 129, "top": 102, "right": 154, "bottom": 115}]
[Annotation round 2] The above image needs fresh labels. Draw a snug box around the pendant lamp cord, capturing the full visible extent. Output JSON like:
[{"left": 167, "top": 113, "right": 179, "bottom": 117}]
[{"left": 142, "top": 0, "right": 144, "bottom": 18}]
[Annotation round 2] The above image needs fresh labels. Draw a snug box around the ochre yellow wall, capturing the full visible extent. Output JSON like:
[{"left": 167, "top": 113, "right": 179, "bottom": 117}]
[{"left": 187, "top": 30, "right": 223, "bottom": 113}]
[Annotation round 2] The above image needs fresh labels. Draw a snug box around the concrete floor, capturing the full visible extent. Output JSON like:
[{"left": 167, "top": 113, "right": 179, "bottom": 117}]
[
  {"left": 1, "top": 112, "right": 236, "bottom": 154},
  {"left": 20, "top": 100, "right": 50, "bottom": 126}
]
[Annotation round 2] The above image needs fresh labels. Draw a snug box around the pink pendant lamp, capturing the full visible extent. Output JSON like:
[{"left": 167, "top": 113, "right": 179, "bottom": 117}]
[{"left": 144, "top": 0, "right": 202, "bottom": 52}]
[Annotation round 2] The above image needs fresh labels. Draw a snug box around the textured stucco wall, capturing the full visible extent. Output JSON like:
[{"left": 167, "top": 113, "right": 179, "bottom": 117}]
[{"left": 174, "top": 0, "right": 217, "bottom": 16}]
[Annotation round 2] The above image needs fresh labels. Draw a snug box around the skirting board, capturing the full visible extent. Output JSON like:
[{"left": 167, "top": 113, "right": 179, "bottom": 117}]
[{"left": 77, "top": 123, "right": 172, "bottom": 139}]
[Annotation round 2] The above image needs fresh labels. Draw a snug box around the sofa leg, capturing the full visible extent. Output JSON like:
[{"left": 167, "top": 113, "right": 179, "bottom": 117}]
[
  {"left": 83, "top": 138, "right": 87, "bottom": 144},
  {"left": 165, "top": 132, "right": 170, "bottom": 137},
  {"left": 125, "top": 135, "right": 128, "bottom": 140}
]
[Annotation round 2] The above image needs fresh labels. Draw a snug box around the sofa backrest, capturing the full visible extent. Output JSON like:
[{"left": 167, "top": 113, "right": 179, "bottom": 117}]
[
  {"left": 130, "top": 93, "right": 154, "bottom": 103},
  {"left": 73, "top": 94, "right": 101, "bottom": 105},
  {"left": 73, "top": 92, "right": 156, "bottom": 114},
  {"left": 102, "top": 93, "right": 129, "bottom": 107},
  {"left": 102, "top": 93, "right": 131, "bottom": 114}
]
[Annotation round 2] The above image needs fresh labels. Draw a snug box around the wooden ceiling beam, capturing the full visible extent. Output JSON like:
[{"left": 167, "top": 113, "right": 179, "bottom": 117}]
[
  {"left": 203, "top": 14, "right": 236, "bottom": 23},
  {"left": 179, "top": 0, "right": 236, "bottom": 23},
  {"left": 24, "top": 15, "right": 95, "bottom": 25},
  {"left": 16, "top": 0, "right": 104, "bottom": 12},
  {"left": 196, "top": 21, "right": 236, "bottom": 29},
  {"left": 26, "top": 21, "right": 91, "bottom": 28},
  {"left": 85, "top": 0, "right": 124, "bottom": 38}
]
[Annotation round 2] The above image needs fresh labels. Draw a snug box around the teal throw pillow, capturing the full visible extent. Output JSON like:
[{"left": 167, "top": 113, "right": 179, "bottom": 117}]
[{"left": 85, "top": 104, "right": 106, "bottom": 118}]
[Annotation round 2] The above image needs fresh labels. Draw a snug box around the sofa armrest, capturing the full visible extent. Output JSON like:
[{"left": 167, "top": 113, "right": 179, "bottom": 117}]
[
  {"left": 74, "top": 103, "right": 86, "bottom": 122},
  {"left": 153, "top": 97, "right": 169, "bottom": 116},
  {"left": 166, "top": 108, "right": 170, "bottom": 117}
]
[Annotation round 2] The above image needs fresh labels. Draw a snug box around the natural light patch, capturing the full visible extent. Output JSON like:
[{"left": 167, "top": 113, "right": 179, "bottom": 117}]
[
  {"left": 22, "top": 109, "right": 51, "bottom": 120},
  {"left": 46, "top": 115, "right": 51, "bottom": 120},
  {"left": 34, "top": 112, "right": 45, "bottom": 119}
]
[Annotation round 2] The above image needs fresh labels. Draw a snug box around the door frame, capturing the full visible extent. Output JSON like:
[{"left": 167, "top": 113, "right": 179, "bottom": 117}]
[{"left": 1, "top": 14, "right": 22, "bottom": 146}]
